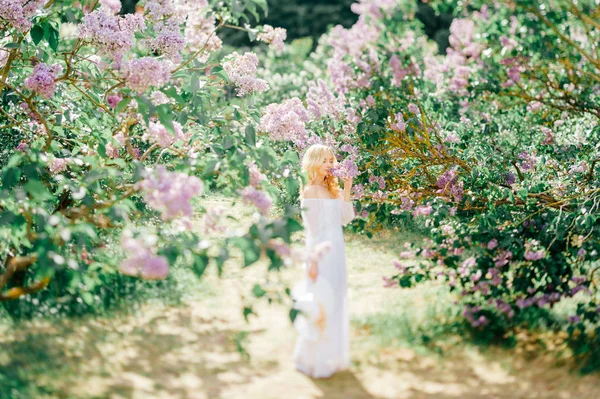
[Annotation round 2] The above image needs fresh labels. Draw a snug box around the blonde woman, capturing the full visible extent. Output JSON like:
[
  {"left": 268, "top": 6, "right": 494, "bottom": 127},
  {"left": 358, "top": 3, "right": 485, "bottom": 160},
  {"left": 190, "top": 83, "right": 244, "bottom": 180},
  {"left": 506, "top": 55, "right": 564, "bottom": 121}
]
[{"left": 292, "top": 143, "right": 355, "bottom": 378}]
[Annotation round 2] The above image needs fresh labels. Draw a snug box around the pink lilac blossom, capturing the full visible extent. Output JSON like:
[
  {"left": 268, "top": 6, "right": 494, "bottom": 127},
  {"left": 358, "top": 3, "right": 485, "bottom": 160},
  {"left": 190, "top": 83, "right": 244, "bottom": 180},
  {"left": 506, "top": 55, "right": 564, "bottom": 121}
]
[
  {"left": 352, "top": 184, "right": 365, "bottom": 200},
  {"left": 49, "top": 158, "right": 68, "bottom": 174},
  {"left": 99, "top": 0, "right": 121, "bottom": 14},
  {"left": 327, "top": 57, "right": 356, "bottom": 94},
  {"left": 463, "top": 306, "right": 489, "bottom": 328},
  {"left": 351, "top": 0, "right": 396, "bottom": 19},
  {"left": 241, "top": 186, "right": 272, "bottom": 216},
  {"left": 258, "top": 97, "right": 310, "bottom": 142},
  {"left": 120, "top": 235, "right": 169, "bottom": 280},
  {"left": 137, "top": 165, "right": 203, "bottom": 220},
  {"left": 121, "top": 57, "right": 171, "bottom": 93},
  {"left": 107, "top": 94, "right": 122, "bottom": 108},
  {"left": 390, "top": 112, "right": 406, "bottom": 132},
  {"left": 203, "top": 206, "right": 226, "bottom": 234},
  {"left": 487, "top": 239, "right": 498, "bottom": 250},
  {"left": 222, "top": 52, "right": 269, "bottom": 96},
  {"left": 382, "top": 276, "right": 396, "bottom": 288},
  {"left": 149, "top": 21, "right": 186, "bottom": 63},
  {"left": 16, "top": 141, "right": 29, "bottom": 152},
  {"left": 541, "top": 126, "right": 554, "bottom": 145},
  {"left": 331, "top": 158, "right": 359, "bottom": 179},
  {"left": 436, "top": 169, "right": 464, "bottom": 202},
  {"left": 0, "top": 0, "right": 45, "bottom": 32},
  {"left": 185, "top": 11, "right": 222, "bottom": 62},
  {"left": 78, "top": 10, "right": 146, "bottom": 64},
  {"left": 412, "top": 205, "right": 433, "bottom": 217},
  {"left": 150, "top": 90, "right": 170, "bottom": 106},
  {"left": 328, "top": 19, "right": 379, "bottom": 59},
  {"left": 407, "top": 103, "right": 420, "bottom": 115},
  {"left": 449, "top": 19, "right": 483, "bottom": 58},
  {"left": 569, "top": 162, "right": 588, "bottom": 174},
  {"left": 24, "top": 63, "right": 63, "bottom": 99},
  {"left": 389, "top": 55, "right": 408, "bottom": 86},
  {"left": 518, "top": 151, "right": 538, "bottom": 171},
  {"left": 143, "top": 121, "right": 186, "bottom": 148},
  {"left": 527, "top": 101, "right": 543, "bottom": 112},
  {"left": 257, "top": 25, "right": 287, "bottom": 53},
  {"left": 248, "top": 160, "right": 266, "bottom": 187},
  {"left": 306, "top": 79, "right": 345, "bottom": 121}
]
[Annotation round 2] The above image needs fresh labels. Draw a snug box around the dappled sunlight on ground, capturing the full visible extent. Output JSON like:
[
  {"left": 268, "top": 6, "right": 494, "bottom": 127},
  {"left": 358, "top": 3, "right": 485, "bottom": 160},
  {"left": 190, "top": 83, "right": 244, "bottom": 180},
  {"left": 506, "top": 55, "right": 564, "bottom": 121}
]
[{"left": 1, "top": 200, "right": 599, "bottom": 398}]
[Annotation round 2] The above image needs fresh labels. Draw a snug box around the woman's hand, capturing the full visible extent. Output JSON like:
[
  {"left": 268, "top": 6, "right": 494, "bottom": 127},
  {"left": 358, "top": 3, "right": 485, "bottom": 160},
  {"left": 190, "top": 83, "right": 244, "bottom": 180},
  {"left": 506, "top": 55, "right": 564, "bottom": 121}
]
[
  {"left": 308, "top": 260, "right": 318, "bottom": 282},
  {"left": 342, "top": 176, "right": 353, "bottom": 187}
]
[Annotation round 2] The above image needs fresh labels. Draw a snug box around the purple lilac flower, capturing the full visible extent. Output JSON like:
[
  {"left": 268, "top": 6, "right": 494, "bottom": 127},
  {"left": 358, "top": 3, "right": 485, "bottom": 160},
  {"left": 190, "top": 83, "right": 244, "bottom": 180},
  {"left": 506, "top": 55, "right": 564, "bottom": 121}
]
[
  {"left": 100, "top": 0, "right": 121, "bottom": 14},
  {"left": 259, "top": 98, "right": 309, "bottom": 142},
  {"left": 407, "top": 103, "right": 420, "bottom": 115},
  {"left": 257, "top": 25, "right": 287, "bottom": 53},
  {"left": 241, "top": 186, "right": 272, "bottom": 216},
  {"left": 49, "top": 157, "right": 68, "bottom": 174},
  {"left": 222, "top": 52, "right": 269, "bottom": 97},
  {"left": 120, "top": 235, "right": 169, "bottom": 280},
  {"left": 185, "top": 11, "right": 222, "bottom": 62},
  {"left": 149, "top": 22, "right": 186, "bottom": 63},
  {"left": 487, "top": 239, "right": 498, "bottom": 250},
  {"left": 137, "top": 165, "right": 203, "bottom": 220},
  {"left": 306, "top": 79, "right": 345, "bottom": 121},
  {"left": 382, "top": 276, "right": 396, "bottom": 288},
  {"left": 0, "top": 0, "right": 45, "bottom": 32},
  {"left": 541, "top": 126, "right": 554, "bottom": 145},
  {"left": 121, "top": 57, "right": 172, "bottom": 93},
  {"left": 203, "top": 206, "right": 226, "bottom": 234},
  {"left": 142, "top": 121, "right": 186, "bottom": 148},
  {"left": 16, "top": 141, "right": 29, "bottom": 152},
  {"left": 389, "top": 55, "right": 408, "bottom": 86},
  {"left": 504, "top": 172, "right": 516, "bottom": 186},
  {"left": 412, "top": 205, "right": 432, "bottom": 217},
  {"left": 79, "top": 10, "right": 145, "bottom": 63},
  {"left": 24, "top": 63, "right": 62, "bottom": 98},
  {"left": 332, "top": 158, "right": 359, "bottom": 179},
  {"left": 436, "top": 169, "right": 464, "bottom": 202},
  {"left": 107, "top": 94, "right": 122, "bottom": 108}
]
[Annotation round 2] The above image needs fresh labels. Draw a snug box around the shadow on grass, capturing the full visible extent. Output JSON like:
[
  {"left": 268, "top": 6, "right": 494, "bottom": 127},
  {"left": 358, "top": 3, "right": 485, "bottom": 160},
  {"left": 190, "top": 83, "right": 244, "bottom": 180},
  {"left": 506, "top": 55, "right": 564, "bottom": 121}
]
[{"left": 0, "top": 305, "right": 273, "bottom": 399}]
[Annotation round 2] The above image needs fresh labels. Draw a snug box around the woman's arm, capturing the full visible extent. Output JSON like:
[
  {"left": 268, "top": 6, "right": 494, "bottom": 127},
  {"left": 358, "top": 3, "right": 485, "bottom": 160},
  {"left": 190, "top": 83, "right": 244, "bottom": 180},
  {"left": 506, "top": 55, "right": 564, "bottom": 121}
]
[{"left": 342, "top": 177, "right": 353, "bottom": 202}]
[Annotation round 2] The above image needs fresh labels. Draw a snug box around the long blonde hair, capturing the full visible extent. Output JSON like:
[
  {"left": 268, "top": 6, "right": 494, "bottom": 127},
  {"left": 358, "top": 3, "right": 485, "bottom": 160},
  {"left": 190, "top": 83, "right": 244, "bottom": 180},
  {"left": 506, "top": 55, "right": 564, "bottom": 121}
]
[{"left": 301, "top": 144, "right": 340, "bottom": 199}]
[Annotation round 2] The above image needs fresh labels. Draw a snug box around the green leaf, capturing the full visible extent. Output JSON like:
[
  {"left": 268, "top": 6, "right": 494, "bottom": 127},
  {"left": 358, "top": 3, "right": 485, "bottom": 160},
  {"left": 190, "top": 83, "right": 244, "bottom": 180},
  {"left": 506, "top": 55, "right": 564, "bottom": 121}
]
[
  {"left": 232, "top": 237, "right": 261, "bottom": 267},
  {"left": 245, "top": 125, "right": 256, "bottom": 146},
  {"left": 211, "top": 66, "right": 229, "bottom": 81},
  {"left": 24, "top": 180, "right": 53, "bottom": 201},
  {"left": 157, "top": 105, "right": 175, "bottom": 134},
  {"left": 193, "top": 252, "right": 210, "bottom": 278},
  {"left": 114, "top": 96, "right": 131, "bottom": 114},
  {"left": 289, "top": 308, "right": 299, "bottom": 323},
  {"left": 243, "top": 306, "right": 254, "bottom": 322},
  {"left": 190, "top": 72, "right": 200, "bottom": 93},
  {"left": 47, "top": 26, "right": 59, "bottom": 52},
  {"left": 252, "top": 283, "right": 266, "bottom": 298},
  {"left": 31, "top": 24, "right": 45, "bottom": 45},
  {"left": 3, "top": 43, "right": 20, "bottom": 49}
]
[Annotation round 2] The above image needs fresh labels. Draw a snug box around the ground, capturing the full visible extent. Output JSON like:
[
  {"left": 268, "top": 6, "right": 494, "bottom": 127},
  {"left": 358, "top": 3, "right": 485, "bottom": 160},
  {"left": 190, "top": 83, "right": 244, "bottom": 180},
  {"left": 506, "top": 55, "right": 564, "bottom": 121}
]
[{"left": 1, "top": 197, "right": 599, "bottom": 399}]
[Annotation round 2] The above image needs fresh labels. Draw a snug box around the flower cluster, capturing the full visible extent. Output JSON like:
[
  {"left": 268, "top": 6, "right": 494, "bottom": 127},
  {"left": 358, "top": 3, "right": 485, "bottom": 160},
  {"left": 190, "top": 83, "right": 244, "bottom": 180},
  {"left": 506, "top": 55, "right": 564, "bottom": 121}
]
[
  {"left": 222, "top": 52, "right": 269, "bottom": 96},
  {"left": 120, "top": 233, "right": 169, "bottom": 280},
  {"left": 436, "top": 169, "right": 464, "bottom": 202},
  {"left": 248, "top": 160, "right": 267, "bottom": 187},
  {"left": 257, "top": 25, "right": 287, "bottom": 53},
  {"left": 306, "top": 79, "right": 345, "bottom": 121},
  {"left": 121, "top": 57, "right": 172, "bottom": 93},
  {"left": 48, "top": 157, "right": 69, "bottom": 174},
  {"left": 78, "top": 10, "right": 146, "bottom": 63},
  {"left": 0, "top": 0, "right": 45, "bottom": 32},
  {"left": 259, "top": 97, "right": 310, "bottom": 142},
  {"left": 331, "top": 158, "right": 359, "bottom": 179},
  {"left": 143, "top": 121, "right": 187, "bottom": 148},
  {"left": 24, "top": 63, "right": 63, "bottom": 98},
  {"left": 137, "top": 165, "right": 203, "bottom": 220},
  {"left": 99, "top": 0, "right": 121, "bottom": 14},
  {"left": 241, "top": 186, "right": 272, "bottom": 216}
]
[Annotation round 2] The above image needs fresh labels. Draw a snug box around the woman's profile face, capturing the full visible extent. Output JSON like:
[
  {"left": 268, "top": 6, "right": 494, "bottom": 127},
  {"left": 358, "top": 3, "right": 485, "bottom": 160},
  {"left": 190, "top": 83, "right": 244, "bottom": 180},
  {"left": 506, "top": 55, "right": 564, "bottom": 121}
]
[{"left": 318, "top": 151, "right": 335, "bottom": 178}]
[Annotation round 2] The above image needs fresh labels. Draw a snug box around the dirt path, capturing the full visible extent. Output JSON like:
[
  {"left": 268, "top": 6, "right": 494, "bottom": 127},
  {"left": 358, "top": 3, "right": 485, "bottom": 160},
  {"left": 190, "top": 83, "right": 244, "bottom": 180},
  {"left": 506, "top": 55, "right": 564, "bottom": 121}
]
[{"left": 1, "top": 200, "right": 600, "bottom": 399}]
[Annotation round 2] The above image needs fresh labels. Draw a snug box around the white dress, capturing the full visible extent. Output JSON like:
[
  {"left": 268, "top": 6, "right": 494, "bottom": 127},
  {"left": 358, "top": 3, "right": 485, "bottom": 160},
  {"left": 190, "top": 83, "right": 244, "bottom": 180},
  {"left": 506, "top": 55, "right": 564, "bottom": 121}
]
[{"left": 293, "top": 197, "right": 355, "bottom": 378}]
